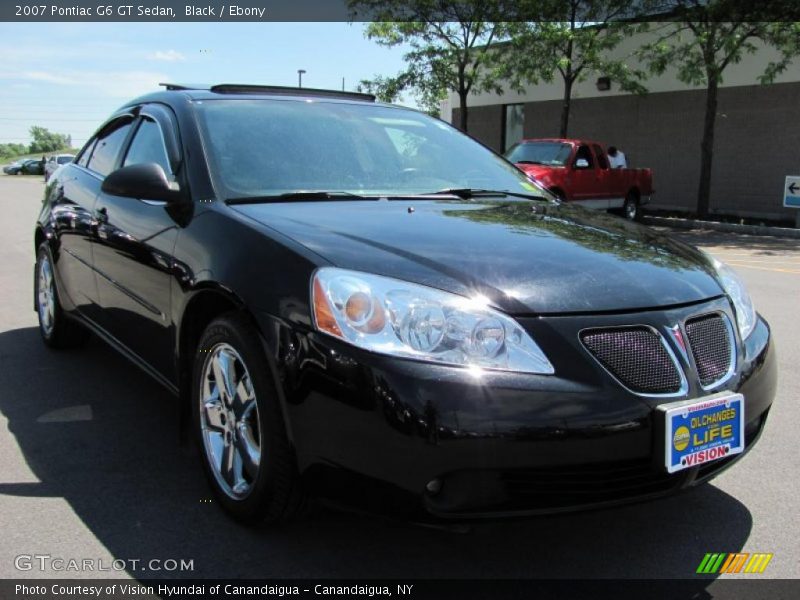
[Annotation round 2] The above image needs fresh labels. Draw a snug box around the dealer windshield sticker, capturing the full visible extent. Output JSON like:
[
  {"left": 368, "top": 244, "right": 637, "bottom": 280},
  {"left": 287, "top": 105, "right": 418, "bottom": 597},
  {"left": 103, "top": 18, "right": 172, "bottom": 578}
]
[{"left": 660, "top": 393, "right": 744, "bottom": 473}]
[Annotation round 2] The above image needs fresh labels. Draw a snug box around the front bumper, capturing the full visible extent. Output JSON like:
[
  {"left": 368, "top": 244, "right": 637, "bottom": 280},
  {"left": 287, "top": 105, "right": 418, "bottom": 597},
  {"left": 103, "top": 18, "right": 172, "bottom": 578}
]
[{"left": 261, "top": 296, "right": 776, "bottom": 520}]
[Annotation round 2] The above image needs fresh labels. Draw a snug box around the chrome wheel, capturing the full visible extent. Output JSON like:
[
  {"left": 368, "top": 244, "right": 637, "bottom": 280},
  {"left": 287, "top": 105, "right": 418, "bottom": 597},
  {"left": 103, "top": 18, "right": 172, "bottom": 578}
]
[
  {"left": 624, "top": 198, "right": 638, "bottom": 220},
  {"left": 37, "top": 254, "right": 56, "bottom": 337},
  {"left": 199, "top": 343, "right": 261, "bottom": 499}
]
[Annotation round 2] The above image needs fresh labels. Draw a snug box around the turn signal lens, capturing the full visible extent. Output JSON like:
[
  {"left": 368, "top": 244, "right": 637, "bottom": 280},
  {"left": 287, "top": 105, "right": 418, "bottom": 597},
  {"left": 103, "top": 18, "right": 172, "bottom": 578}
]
[{"left": 312, "top": 277, "right": 342, "bottom": 337}]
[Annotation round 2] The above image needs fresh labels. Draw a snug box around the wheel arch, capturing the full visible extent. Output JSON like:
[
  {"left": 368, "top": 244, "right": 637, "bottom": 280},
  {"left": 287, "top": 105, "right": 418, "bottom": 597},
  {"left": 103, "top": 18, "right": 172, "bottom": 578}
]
[
  {"left": 175, "top": 285, "right": 295, "bottom": 447},
  {"left": 33, "top": 227, "right": 54, "bottom": 311},
  {"left": 34, "top": 226, "right": 46, "bottom": 252}
]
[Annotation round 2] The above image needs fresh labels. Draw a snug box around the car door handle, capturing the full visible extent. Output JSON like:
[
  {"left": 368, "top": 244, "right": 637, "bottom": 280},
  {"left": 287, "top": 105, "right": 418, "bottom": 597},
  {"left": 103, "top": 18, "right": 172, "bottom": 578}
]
[{"left": 94, "top": 207, "right": 108, "bottom": 223}]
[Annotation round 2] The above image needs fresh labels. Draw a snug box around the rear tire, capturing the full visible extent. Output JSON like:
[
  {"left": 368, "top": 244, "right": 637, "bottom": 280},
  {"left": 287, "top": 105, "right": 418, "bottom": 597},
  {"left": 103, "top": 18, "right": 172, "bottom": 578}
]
[
  {"left": 192, "top": 312, "right": 305, "bottom": 524},
  {"left": 35, "top": 243, "right": 89, "bottom": 349},
  {"left": 623, "top": 192, "right": 640, "bottom": 221}
]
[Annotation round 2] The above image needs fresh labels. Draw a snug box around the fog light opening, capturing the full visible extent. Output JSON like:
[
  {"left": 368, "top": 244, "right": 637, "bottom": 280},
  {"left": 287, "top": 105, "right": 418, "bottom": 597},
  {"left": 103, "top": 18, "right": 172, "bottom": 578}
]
[{"left": 425, "top": 478, "right": 442, "bottom": 496}]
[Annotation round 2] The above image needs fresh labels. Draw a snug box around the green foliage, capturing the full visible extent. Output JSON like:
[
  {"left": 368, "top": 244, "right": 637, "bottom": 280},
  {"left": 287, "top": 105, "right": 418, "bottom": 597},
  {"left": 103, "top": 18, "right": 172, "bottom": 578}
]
[
  {"left": 28, "top": 126, "right": 71, "bottom": 154},
  {"left": 350, "top": 1, "right": 510, "bottom": 129},
  {"left": 637, "top": 1, "right": 800, "bottom": 216},
  {"left": 504, "top": 0, "right": 652, "bottom": 137},
  {"left": 639, "top": 19, "right": 798, "bottom": 88},
  {"left": 0, "top": 143, "right": 29, "bottom": 161}
]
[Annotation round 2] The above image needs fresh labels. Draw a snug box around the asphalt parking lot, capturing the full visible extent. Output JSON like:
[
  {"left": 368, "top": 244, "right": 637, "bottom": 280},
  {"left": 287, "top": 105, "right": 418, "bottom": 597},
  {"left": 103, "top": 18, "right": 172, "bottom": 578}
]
[{"left": 0, "top": 175, "right": 798, "bottom": 581}]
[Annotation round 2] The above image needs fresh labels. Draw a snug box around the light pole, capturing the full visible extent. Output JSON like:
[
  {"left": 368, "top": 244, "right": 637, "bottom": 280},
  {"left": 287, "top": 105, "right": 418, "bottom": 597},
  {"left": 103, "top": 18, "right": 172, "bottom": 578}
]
[{"left": 297, "top": 69, "right": 306, "bottom": 88}]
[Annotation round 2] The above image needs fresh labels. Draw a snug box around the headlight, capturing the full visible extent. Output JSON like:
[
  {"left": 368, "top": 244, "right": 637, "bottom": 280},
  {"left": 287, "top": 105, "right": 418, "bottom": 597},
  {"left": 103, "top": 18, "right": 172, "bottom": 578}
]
[
  {"left": 711, "top": 258, "right": 757, "bottom": 340},
  {"left": 311, "top": 268, "right": 554, "bottom": 375}
]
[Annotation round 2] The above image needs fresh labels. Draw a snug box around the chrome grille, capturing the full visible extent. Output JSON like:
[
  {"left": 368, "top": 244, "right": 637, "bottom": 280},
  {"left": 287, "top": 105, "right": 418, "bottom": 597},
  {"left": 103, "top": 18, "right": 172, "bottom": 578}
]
[
  {"left": 581, "top": 327, "right": 683, "bottom": 395},
  {"left": 685, "top": 313, "right": 733, "bottom": 388}
]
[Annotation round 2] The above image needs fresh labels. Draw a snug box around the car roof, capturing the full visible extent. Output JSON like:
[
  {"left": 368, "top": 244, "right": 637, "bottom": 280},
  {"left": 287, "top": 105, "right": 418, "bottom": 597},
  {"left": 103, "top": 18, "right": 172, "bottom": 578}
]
[
  {"left": 518, "top": 138, "right": 604, "bottom": 147},
  {"left": 119, "top": 83, "right": 409, "bottom": 112}
]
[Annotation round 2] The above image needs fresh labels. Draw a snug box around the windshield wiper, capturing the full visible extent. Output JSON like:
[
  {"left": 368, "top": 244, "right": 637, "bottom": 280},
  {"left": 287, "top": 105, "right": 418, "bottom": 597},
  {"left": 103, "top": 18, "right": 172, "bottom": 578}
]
[
  {"left": 426, "top": 188, "right": 550, "bottom": 202},
  {"left": 226, "top": 191, "right": 372, "bottom": 205},
  {"left": 514, "top": 160, "right": 545, "bottom": 165}
]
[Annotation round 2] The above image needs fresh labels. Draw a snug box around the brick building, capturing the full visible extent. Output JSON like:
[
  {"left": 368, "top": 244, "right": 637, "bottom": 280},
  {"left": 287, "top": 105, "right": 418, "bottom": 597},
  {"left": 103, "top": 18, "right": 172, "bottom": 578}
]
[{"left": 441, "top": 29, "right": 800, "bottom": 222}]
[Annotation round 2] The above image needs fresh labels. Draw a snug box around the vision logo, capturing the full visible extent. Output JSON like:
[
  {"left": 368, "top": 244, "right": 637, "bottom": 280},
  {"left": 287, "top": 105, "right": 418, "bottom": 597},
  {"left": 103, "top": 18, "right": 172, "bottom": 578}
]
[{"left": 696, "top": 553, "right": 773, "bottom": 574}]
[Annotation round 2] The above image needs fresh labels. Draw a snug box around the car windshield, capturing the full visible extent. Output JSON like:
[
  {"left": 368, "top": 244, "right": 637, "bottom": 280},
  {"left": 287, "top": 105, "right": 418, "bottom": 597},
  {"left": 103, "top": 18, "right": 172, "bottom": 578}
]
[
  {"left": 505, "top": 142, "right": 573, "bottom": 166},
  {"left": 194, "top": 99, "right": 546, "bottom": 199},
  {"left": 57, "top": 156, "right": 73, "bottom": 164}
]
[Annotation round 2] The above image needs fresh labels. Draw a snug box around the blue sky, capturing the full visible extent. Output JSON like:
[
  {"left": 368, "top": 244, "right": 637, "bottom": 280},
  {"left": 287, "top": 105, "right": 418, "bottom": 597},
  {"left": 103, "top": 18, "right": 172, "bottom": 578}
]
[{"left": 0, "top": 22, "right": 412, "bottom": 149}]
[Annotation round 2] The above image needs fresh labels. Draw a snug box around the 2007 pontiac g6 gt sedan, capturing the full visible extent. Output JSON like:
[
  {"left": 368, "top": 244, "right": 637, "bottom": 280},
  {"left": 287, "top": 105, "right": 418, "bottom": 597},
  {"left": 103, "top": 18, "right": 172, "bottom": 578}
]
[{"left": 34, "top": 84, "right": 776, "bottom": 524}]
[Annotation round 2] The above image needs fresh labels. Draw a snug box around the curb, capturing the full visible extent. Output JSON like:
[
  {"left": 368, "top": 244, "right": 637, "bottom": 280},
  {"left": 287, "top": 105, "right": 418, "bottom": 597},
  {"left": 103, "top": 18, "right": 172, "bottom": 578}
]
[{"left": 643, "top": 216, "right": 800, "bottom": 240}]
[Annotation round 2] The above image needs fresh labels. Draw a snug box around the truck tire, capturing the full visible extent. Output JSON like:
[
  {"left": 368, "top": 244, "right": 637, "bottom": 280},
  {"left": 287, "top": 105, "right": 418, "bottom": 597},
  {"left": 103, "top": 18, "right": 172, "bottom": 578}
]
[{"left": 623, "top": 192, "right": 640, "bottom": 221}]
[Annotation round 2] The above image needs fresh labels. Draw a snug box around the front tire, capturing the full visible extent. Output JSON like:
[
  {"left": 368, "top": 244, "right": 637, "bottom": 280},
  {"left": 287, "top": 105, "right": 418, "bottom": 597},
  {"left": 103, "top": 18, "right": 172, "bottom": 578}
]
[
  {"left": 35, "top": 243, "right": 89, "bottom": 348},
  {"left": 192, "top": 313, "right": 305, "bottom": 524}
]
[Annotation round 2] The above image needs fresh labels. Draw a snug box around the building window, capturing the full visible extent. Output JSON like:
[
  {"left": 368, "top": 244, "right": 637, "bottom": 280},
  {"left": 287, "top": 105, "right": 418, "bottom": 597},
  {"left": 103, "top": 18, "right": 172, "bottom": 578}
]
[{"left": 504, "top": 104, "right": 524, "bottom": 152}]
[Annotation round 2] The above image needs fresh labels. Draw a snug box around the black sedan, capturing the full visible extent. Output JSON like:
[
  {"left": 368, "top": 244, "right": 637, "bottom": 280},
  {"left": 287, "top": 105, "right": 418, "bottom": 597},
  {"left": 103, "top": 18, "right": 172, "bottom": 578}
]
[
  {"left": 4, "top": 158, "right": 42, "bottom": 175},
  {"left": 34, "top": 84, "right": 776, "bottom": 524},
  {"left": 22, "top": 158, "right": 45, "bottom": 175}
]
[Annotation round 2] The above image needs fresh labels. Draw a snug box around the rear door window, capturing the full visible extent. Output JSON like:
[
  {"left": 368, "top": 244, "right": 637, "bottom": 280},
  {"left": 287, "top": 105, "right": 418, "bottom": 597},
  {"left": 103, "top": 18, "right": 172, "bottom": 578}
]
[
  {"left": 593, "top": 145, "right": 609, "bottom": 170},
  {"left": 87, "top": 119, "right": 133, "bottom": 177},
  {"left": 76, "top": 139, "right": 97, "bottom": 167}
]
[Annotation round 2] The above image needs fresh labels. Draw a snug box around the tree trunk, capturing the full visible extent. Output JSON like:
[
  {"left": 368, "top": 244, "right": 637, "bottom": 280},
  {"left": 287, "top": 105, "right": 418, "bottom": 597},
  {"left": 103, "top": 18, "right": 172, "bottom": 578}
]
[
  {"left": 458, "top": 89, "right": 469, "bottom": 133},
  {"left": 697, "top": 75, "right": 718, "bottom": 218},
  {"left": 560, "top": 77, "right": 573, "bottom": 138}
]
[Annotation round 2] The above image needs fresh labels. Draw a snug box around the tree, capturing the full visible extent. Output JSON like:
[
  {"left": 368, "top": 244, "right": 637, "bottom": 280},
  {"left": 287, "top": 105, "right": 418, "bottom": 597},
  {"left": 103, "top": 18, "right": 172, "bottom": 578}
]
[
  {"left": 28, "top": 126, "right": 70, "bottom": 154},
  {"left": 0, "top": 143, "right": 28, "bottom": 160},
  {"left": 638, "top": 1, "right": 800, "bottom": 217},
  {"left": 504, "top": 0, "right": 650, "bottom": 138},
  {"left": 358, "top": 73, "right": 445, "bottom": 116},
  {"left": 349, "top": 1, "right": 509, "bottom": 131}
]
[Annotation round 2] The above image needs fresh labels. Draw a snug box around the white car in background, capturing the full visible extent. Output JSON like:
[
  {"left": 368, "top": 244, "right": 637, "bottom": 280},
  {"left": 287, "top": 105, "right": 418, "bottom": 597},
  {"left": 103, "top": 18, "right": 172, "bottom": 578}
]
[{"left": 44, "top": 154, "right": 74, "bottom": 182}]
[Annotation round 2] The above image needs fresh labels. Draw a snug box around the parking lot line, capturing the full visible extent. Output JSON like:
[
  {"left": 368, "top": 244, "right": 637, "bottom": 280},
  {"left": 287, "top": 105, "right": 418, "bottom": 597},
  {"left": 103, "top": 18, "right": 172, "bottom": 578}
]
[
  {"left": 710, "top": 255, "right": 800, "bottom": 263},
  {"left": 723, "top": 261, "right": 800, "bottom": 275}
]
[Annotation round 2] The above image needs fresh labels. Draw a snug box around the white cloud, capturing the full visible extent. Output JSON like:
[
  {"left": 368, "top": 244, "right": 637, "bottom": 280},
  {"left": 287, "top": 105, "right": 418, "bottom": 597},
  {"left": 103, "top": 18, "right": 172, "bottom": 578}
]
[
  {"left": 22, "top": 71, "right": 77, "bottom": 85},
  {"left": 0, "top": 69, "right": 170, "bottom": 98},
  {"left": 95, "top": 70, "right": 171, "bottom": 98},
  {"left": 146, "top": 49, "right": 186, "bottom": 62}
]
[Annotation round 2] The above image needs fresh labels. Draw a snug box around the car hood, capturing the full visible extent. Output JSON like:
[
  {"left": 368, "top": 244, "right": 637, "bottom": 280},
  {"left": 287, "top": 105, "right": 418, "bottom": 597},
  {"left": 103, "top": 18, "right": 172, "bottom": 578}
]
[
  {"left": 515, "top": 163, "right": 561, "bottom": 180},
  {"left": 233, "top": 199, "right": 723, "bottom": 314}
]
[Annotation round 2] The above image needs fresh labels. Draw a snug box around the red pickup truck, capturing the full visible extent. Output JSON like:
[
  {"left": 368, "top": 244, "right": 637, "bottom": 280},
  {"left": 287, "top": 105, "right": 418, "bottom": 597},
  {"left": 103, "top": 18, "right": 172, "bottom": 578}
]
[{"left": 504, "top": 138, "right": 654, "bottom": 220}]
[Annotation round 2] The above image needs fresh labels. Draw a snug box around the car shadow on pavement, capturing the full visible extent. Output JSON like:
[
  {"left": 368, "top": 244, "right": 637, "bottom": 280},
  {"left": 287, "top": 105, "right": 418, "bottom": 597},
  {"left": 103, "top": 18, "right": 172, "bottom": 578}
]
[{"left": 0, "top": 326, "right": 752, "bottom": 583}]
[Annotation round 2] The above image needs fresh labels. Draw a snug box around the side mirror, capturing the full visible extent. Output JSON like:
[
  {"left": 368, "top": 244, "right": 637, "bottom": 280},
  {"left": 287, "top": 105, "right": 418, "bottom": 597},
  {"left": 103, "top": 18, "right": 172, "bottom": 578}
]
[
  {"left": 101, "top": 162, "right": 181, "bottom": 203},
  {"left": 575, "top": 158, "right": 590, "bottom": 169}
]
